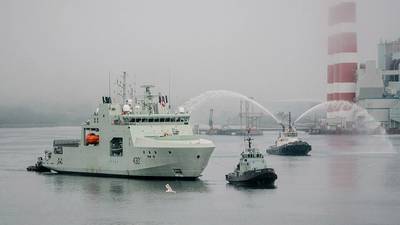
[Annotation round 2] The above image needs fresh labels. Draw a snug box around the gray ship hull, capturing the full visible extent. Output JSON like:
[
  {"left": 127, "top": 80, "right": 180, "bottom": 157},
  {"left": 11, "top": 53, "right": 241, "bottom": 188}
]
[
  {"left": 266, "top": 141, "right": 311, "bottom": 156},
  {"left": 225, "top": 168, "right": 277, "bottom": 187}
]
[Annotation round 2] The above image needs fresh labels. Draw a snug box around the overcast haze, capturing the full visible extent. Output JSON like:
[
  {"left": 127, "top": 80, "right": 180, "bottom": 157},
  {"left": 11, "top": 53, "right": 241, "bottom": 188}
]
[{"left": 1, "top": 0, "right": 400, "bottom": 111}]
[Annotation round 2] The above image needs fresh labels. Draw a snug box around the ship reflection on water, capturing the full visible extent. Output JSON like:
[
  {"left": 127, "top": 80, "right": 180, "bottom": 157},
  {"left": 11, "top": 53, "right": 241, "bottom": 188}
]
[{"left": 51, "top": 175, "right": 210, "bottom": 197}]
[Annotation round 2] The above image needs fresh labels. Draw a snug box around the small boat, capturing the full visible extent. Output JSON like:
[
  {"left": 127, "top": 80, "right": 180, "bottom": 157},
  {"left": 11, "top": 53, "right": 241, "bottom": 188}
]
[
  {"left": 266, "top": 112, "right": 311, "bottom": 156},
  {"left": 226, "top": 134, "right": 277, "bottom": 187},
  {"left": 26, "top": 157, "right": 51, "bottom": 172}
]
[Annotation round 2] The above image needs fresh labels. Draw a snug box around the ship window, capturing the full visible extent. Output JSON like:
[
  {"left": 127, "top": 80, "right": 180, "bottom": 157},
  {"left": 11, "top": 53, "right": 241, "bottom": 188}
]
[
  {"left": 135, "top": 118, "right": 140, "bottom": 123},
  {"left": 160, "top": 118, "right": 165, "bottom": 122},
  {"left": 171, "top": 118, "right": 176, "bottom": 122},
  {"left": 54, "top": 146, "right": 63, "bottom": 154},
  {"left": 166, "top": 118, "right": 171, "bottom": 122},
  {"left": 110, "top": 137, "right": 123, "bottom": 157},
  {"left": 148, "top": 118, "right": 154, "bottom": 122},
  {"left": 155, "top": 118, "right": 160, "bottom": 122}
]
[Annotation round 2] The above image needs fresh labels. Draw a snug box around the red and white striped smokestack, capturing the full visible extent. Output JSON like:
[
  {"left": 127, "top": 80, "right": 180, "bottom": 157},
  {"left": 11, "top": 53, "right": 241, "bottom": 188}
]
[{"left": 327, "top": 0, "right": 358, "bottom": 117}]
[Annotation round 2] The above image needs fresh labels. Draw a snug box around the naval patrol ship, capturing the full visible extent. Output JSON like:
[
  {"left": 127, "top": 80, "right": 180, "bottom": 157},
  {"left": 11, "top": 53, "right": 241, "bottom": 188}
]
[{"left": 30, "top": 78, "right": 215, "bottom": 179}]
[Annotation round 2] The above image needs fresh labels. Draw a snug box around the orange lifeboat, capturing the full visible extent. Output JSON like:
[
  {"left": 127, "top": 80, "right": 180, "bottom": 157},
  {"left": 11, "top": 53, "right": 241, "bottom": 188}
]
[{"left": 86, "top": 133, "right": 100, "bottom": 145}]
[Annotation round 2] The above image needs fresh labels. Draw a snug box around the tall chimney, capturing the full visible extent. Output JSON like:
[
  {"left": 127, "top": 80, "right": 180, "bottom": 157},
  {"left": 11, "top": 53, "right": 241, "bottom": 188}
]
[{"left": 327, "top": 0, "right": 358, "bottom": 118}]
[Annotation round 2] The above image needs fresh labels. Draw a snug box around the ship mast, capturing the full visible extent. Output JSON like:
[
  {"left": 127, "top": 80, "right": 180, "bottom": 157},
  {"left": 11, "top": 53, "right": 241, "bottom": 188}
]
[
  {"left": 141, "top": 85, "right": 155, "bottom": 114},
  {"left": 116, "top": 71, "right": 129, "bottom": 104},
  {"left": 122, "top": 71, "right": 127, "bottom": 104}
]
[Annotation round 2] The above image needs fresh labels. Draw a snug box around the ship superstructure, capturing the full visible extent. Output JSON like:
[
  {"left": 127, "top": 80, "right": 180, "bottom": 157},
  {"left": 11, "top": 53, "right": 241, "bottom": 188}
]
[{"left": 38, "top": 76, "right": 215, "bottom": 179}]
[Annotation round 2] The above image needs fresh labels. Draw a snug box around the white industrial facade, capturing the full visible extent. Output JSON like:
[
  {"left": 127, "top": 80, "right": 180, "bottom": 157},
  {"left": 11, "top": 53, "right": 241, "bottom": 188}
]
[{"left": 356, "top": 39, "right": 400, "bottom": 130}]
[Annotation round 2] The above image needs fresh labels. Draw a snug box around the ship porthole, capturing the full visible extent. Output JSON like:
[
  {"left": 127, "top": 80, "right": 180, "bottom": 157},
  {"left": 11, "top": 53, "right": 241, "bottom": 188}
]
[
  {"left": 168, "top": 151, "right": 172, "bottom": 154},
  {"left": 196, "top": 155, "right": 200, "bottom": 159}
]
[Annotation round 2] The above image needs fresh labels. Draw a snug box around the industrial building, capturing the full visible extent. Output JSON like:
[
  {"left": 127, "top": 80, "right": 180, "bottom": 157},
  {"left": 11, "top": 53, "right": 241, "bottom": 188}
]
[
  {"left": 356, "top": 39, "right": 400, "bottom": 133},
  {"left": 318, "top": 1, "right": 400, "bottom": 133}
]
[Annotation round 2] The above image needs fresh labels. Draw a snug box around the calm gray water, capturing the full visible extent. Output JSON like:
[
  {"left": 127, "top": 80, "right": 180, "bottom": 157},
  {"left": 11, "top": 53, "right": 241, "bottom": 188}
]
[{"left": 0, "top": 127, "right": 400, "bottom": 225}]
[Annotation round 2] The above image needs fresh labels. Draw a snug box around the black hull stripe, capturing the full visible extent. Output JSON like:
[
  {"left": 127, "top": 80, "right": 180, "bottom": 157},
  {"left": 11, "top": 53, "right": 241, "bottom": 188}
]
[{"left": 53, "top": 170, "right": 198, "bottom": 181}]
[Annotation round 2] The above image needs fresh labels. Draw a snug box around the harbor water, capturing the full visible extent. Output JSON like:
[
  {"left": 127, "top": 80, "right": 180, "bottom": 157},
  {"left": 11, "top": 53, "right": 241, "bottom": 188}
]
[{"left": 0, "top": 127, "right": 400, "bottom": 225}]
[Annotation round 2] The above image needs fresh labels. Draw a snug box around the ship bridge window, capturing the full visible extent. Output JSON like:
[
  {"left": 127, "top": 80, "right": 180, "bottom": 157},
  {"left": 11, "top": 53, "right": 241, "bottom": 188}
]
[
  {"left": 171, "top": 118, "right": 176, "bottom": 122},
  {"left": 149, "top": 118, "right": 154, "bottom": 122},
  {"left": 155, "top": 118, "right": 160, "bottom": 122},
  {"left": 166, "top": 118, "right": 171, "bottom": 122},
  {"left": 160, "top": 118, "right": 165, "bottom": 122},
  {"left": 110, "top": 137, "right": 123, "bottom": 157}
]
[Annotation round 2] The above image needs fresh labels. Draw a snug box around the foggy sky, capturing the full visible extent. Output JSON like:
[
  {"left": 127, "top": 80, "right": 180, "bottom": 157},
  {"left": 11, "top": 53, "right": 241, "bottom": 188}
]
[{"left": 1, "top": 0, "right": 400, "bottom": 110}]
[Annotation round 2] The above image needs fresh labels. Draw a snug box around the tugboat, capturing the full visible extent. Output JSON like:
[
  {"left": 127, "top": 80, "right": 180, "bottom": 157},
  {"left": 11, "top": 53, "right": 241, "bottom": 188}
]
[
  {"left": 225, "top": 132, "right": 277, "bottom": 187},
  {"left": 266, "top": 112, "right": 311, "bottom": 156}
]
